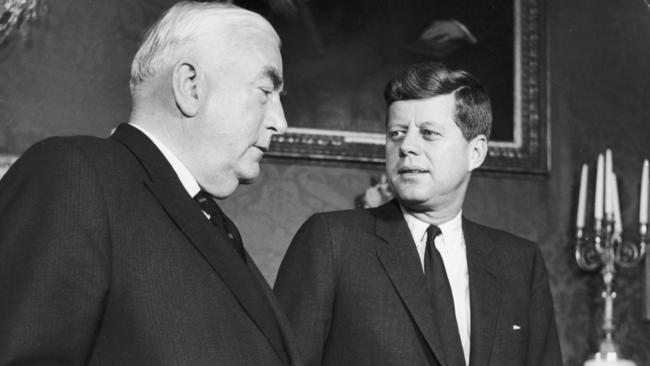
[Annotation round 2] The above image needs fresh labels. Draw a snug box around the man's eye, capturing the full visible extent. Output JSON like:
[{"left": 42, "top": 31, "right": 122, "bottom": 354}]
[
  {"left": 387, "top": 130, "right": 405, "bottom": 140},
  {"left": 259, "top": 88, "right": 272, "bottom": 96},
  {"left": 422, "top": 129, "right": 439, "bottom": 139}
]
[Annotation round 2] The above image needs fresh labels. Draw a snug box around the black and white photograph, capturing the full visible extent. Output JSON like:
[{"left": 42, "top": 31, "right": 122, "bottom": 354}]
[{"left": 0, "top": 0, "right": 649, "bottom": 365}]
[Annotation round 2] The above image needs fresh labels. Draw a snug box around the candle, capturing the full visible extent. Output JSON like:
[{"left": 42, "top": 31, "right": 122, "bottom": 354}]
[
  {"left": 595, "top": 154, "right": 604, "bottom": 221},
  {"left": 605, "top": 149, "right": 613, "bottom": 218},
  {"left": 612, "top": 174, "right": 622, "bottom": 236},
  {"left": 640, "top": 159, "right": 648, "bottom": 224},
  {"left": 577, "top": 164, "right": 588, "bottom": 228}
]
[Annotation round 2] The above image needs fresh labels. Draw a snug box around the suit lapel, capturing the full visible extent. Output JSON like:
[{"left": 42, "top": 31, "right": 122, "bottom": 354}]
[
  {"left": 110, "top": 124, "right": 289, "bottom": 365},
  {"left": 463, "top": 218, "right": 501, "bottom": 366},
  {"left": 247, "top": 256, "right": 300, "bottom": 366},
  {"left": 374, "top": 200, "right": 448, "bottom": 366}
]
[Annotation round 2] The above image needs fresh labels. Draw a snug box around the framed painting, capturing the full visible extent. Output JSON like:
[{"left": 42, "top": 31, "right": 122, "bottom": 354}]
[{"left": 266, "top": 0, "right": 549, "bottom": 175}]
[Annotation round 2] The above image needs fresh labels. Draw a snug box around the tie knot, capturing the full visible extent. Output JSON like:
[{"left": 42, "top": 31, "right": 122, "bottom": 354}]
[
  {"left": 194, "top": 190, "right": 221, "bottom": 218},
  {"left": 426, "top": 225, "right": 441, "bottom": 244},
  {"left": 193, "top": 191, "right": 246, "bottom": 260},
  {"left": 194, "top": 190, "right": 210, "bottom": 202}
]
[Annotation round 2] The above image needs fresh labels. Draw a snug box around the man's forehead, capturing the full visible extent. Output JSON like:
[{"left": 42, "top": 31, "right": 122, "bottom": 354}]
[
  {"left": 389, "top": 96, "right": 455, "bottom": 114},
  {"left": 387, "top": 97, "right": 456, "bottom": 126}
]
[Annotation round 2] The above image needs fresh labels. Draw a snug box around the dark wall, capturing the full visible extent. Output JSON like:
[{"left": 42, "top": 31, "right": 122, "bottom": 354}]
[
  {"left": 0, "top": 0, "right": 649, "bottom": 364},
  {"left": 545, "top": 0, "right": 650, "bottom": 364}
]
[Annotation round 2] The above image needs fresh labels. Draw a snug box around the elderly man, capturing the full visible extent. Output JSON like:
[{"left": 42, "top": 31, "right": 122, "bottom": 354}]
[
  {"left": 0, "top": 2, "right": 299, "bottom": 365},
  {"left": 275, "top": 62, "right": 562, "bottom": 366}
]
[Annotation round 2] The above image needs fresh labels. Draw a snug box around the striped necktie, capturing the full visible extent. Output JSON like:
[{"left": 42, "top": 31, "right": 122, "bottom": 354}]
[{"left": 194, "top": 190, "right": 245, "bottom": 260}]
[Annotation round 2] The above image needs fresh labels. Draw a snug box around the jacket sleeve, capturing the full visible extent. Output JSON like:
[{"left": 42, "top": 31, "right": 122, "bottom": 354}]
[
  {"left": 527, "top": 245, "right": 563, "bottom": 366},
  {"left": 0, "top": 139, "right": 111, "bottom": 365},
  {"left": 274, "top": 214, "right": 337, "bottom": 366}
]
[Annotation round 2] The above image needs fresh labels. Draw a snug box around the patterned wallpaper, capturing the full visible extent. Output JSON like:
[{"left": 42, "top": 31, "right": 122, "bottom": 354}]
[{"left": 1, "top": 0, "right": 649, "bottom": 364}]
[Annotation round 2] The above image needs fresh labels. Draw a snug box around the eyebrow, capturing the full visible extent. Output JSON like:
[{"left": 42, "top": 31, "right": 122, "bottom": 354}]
[
  {"left": 261, "top": 66, "right": 284, "bottom": 92},
  {"left": 417, "top": 121, "right": 438, "bottom": 128},
  {"left": 387, "top": 120, "right": 438, "bottom": 129}
]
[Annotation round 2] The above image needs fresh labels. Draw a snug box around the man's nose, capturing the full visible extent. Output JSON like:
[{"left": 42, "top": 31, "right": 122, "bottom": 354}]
[
  {"left": 267, "top": 98, "right": 287, "bottom": 134},
  {"left": 398, "top": 128, "right": 420, "bottom": 156}
]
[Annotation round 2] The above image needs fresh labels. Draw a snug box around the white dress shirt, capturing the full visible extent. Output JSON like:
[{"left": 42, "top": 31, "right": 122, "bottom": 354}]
[
  {"left": 128, "top": 123, "right": 200, "bottom": 198},
  {"left": 402, "top": 208, "right": 471, "bottom": 366}
]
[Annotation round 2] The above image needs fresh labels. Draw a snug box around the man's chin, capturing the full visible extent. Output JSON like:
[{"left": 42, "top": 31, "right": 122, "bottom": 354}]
[
  {"left": 394, "top": 193, "right": 431, "bottom": 211},
  {"left": 237, "top": 167, "right": 260, "bottom": 185},
  {"left": 392, "top": 185, "right": 427, "bottom": 202}
]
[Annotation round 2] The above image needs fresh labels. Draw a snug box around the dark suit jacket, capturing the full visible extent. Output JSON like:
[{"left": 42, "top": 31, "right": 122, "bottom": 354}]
[
  {"left": 274, "top": 200, "right": 562, "bottom": 366},
  {"left": 0, "top": 124, "right": 300, "bottom": 365}
]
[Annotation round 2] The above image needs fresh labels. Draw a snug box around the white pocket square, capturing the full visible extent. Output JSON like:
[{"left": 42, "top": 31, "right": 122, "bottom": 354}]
[{"left": 512, "top": 325, "right": 521, "bottom": 330}]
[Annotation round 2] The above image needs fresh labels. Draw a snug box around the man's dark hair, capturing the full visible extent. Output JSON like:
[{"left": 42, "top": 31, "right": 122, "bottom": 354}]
[{"left": 384, "top": 62, "right": 492, "bottom": 141}]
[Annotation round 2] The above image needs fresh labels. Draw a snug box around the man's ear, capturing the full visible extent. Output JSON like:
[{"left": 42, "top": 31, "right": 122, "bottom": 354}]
[
  {"left": 467, "top": 134, "right": 488, "bottom": 171},
  {"left": 172, "top": 60, "right": 199, "bottom": 117}
]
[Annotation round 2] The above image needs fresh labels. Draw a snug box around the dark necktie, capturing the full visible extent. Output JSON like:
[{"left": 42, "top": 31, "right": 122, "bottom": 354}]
[
  {"left": 424, "top": 225, "right": 466, "bottom": 366},
  {"left": 194, "top": 190, "right": 245, "bottom": 260}
]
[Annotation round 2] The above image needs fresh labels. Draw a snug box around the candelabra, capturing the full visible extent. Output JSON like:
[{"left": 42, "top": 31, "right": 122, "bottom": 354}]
[
  {"left": 574, "top": 150, "right": 648, "bottom": 366},
  {"left": 576, "top": 221, "right": 646, "bottom": 365}
]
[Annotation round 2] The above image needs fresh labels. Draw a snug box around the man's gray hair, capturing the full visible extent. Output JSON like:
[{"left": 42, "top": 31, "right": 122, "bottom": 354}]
[{"left": 129, "top": 1, "right": 279, "bottom": 92}]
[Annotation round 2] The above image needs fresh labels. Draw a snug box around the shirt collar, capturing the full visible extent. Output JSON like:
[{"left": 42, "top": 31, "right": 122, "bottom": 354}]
[
  {"left": 129, "top": 123, "right": 201, "bottom": 198},
  {"left": 400, "top": 205, "right": 463, "bottom": 244}
]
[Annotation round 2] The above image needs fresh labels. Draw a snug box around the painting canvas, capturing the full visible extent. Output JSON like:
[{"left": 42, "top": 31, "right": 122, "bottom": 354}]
[{"left": 265, "top": 0, "right": 548, "bottom": 174}]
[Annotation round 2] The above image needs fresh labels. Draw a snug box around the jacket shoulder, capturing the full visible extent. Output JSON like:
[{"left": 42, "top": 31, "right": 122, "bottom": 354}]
[
  {"left": 463, "top": 218, "right": 538, "bottom": 255},
  {"left": 306, "top": 199, "right": 400, "bottom": 226},
  {"left": 310, "top": 207, "right": 373, "bottom": 223},
  {"left": 14, "top": 135, "right": 123, "bottom": 165},
  {"left": 12, "top": 134, "right": 134, "bottom": 173},
  {"left": 301, "top": 205, "right": 386, "bottom": 238}
]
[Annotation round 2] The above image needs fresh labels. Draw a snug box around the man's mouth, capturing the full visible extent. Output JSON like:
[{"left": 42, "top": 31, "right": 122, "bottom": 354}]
[
  {"left": 398, "top": 167, "right": 429, "bottom": 175},
  {"left": 254, "top": 145, "right": 269, "bottom": 153}
]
